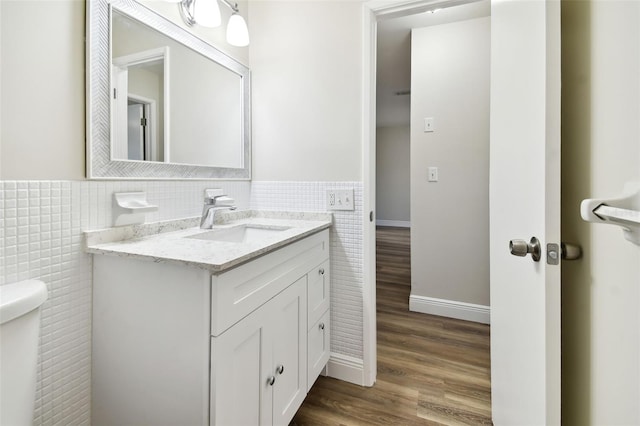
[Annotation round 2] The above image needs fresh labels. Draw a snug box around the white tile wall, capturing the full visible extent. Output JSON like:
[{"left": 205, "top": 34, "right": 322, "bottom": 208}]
[
  {"left": 251, "top": 181, "right": 364, "bottom": 359},
  {"left": 0, "top": 180, "right": 250, "bottom": 425},
  {"left": 2, "top": 181, "right": 92, "bottom": 426},
  {"left": 0, "top": 179, "right": 362, "bottom": 424}
]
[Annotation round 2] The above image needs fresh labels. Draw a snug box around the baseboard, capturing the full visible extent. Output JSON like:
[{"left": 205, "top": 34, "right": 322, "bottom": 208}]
[
  {"left": 375, "top": 220, "right": 410, "bottom": 228},
  {"left": 409, "top": 295, "right": 490, "bottom": 324},
  {"left": 326, "top": 353, "right": 365, "bottom": 386}
]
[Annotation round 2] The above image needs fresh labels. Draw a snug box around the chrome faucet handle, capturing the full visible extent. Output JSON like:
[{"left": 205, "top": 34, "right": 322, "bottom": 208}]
[{"left": 204, "top": 194, "right": 227, "bottom": 204}]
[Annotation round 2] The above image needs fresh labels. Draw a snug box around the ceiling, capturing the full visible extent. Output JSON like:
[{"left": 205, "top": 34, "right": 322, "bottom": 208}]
[{"left": 376, "top": 0, "right": 490, "bottom": 128}]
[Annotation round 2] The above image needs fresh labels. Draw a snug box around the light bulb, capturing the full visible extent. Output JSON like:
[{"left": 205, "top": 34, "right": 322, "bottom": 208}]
[
  {"left": 194, "top": 0, "right": 221, "bottom": 28},
  {"left": 226, "top": 13, "right": 249, "bottom": 47}
]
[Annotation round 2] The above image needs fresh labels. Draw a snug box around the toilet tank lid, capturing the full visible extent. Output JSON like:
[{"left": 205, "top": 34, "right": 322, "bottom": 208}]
[{"left": 0, "top": 280, "right": 48, "bottom": 325}]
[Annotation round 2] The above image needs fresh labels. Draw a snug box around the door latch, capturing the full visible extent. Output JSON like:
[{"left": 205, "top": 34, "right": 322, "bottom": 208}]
[{"left": 546, "top": 243, "right": 582, "bottom": 265}]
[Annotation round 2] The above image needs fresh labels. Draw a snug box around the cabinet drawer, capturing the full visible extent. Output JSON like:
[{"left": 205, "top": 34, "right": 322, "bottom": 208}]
[
  {"left": 307, "top": 260, "right": 330, "bottom": 330},
  {"left": 307, "top": 310, "right": 330, "bottom": 391},
  {"left": 211, "top": 230, "right": 329, "bottom": 336}
]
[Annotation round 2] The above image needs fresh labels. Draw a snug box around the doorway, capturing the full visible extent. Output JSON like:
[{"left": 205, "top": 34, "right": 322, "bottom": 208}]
[{"left": 371, "top": 1, "right": 492, "bottom": 419}]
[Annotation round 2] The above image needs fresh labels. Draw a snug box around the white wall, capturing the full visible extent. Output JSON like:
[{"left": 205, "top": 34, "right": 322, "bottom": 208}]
[
  {"left": 0, "top": 0, "right": 85, "bottom": 180},
  {"left": 409, "top": 17, "right": 490, "bottom": 309},
  {"left": 0, "top": 0, "right": 3, "bottom": 178},
  {"left": 376, "top": 125, "right": 410, "bottom": 225},
  {"left": 248, "top": 1, "right": 362, "bottom": 181},
  {"left": 561, "top": 0, "right": 640, "bottom": 424}
]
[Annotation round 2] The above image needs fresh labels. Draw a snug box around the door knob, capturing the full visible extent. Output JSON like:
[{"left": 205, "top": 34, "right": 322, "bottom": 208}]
[
  {"left": 509, "top": 237, "right": 541, "bottom": 262},
  {"left": 275, "top": 365, "right": 284, "bottom": 375},
  {"left": 561, "top": 242, "right": 582, "bottom": 260}
]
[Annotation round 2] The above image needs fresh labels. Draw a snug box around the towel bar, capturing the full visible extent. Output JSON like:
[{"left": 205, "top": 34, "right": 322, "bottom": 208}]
[{"left": 581, "top": 182, "right": 640, "bottom": 245}]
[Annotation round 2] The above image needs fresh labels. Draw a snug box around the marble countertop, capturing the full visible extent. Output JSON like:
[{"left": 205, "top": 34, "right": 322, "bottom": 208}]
[{"left": 84, "top": 210, "right": 333, "bottom": 273}]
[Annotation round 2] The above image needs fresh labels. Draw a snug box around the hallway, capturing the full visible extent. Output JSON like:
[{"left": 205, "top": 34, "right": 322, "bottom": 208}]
[{"left": 292, "top": 227, "right": 491, "bottom": 425}]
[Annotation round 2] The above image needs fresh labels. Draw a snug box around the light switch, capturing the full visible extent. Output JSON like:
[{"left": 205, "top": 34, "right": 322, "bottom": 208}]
[
  {"left": 424, "top": 117, "right": 435, "bottom": 133},
  {"left": 428, "top": 167, "right": 438, "bottom": 182}
]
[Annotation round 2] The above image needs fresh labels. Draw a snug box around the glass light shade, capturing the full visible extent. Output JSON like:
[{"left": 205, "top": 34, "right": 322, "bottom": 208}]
[
  {"left": 226, "top": 13, "right": 250, "bottom": 47},
  {"left": 194, "top": 0, "right": 221, "bottom": 28}
]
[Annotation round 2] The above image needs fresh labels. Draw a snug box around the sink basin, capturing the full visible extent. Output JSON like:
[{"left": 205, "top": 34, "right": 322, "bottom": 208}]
[{"left": 187, "top": 225, "right": 291, "bottom": 243}]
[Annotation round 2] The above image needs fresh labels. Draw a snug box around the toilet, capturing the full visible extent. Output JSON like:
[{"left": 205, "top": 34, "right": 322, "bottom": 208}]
[{"left": 0, "top": 280, "right": 48, "bottom": 426}]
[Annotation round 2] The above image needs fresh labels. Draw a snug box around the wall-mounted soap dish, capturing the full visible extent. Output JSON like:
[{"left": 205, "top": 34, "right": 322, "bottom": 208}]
[{"left": 113, "top": 192, "right": 158, "bottom": 226}]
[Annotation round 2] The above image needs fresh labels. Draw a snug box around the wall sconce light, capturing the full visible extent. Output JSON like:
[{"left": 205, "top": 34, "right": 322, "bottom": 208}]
[{"left": 174, "top": 0, "right": 250, "bottom": 47}]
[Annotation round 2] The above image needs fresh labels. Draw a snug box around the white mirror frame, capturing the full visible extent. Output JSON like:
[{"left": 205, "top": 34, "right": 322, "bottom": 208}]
[{"left": 87, "top": 0, "right": 251, "bottom": 179}]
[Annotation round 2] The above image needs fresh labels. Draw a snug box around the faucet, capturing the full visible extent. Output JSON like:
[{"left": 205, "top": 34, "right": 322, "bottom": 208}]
[{"left": 200, "top": 195, "right": 237, "bottom": 229}]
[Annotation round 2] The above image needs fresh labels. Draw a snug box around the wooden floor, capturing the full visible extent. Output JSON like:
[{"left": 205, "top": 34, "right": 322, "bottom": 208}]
[{"left": 291, "top": 227, "right": 492, "bottom": 425}]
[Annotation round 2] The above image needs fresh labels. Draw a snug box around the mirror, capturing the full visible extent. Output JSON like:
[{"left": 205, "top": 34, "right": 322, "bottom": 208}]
[{"left": 87, "top": 0, "right": 251, "bottom": 179}]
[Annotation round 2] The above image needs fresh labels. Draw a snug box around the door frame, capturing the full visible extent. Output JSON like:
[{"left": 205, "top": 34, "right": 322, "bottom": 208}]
[
  {"left": 361, "top": 0, "right": 483, "bottom": 387},
  {"left": 112, "top": 46, "right": 171, "bottom": 162}
]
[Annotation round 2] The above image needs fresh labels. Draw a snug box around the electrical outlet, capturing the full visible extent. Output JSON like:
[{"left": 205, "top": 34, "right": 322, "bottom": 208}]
[{"left": 327, "top": 189, "right": 355, "bottom": 211}]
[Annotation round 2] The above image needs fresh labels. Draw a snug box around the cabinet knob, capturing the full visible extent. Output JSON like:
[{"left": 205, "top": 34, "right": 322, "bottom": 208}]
[
  {"left": 267, "top": 376, "right": 276, "bottom": 386},
  {"left": 276, "top": 364, "right": 285, "bottom": 375},
  {"left": 319, "top": 322, "right": 325, "bottom": 330},
  {"left": 319, "top": 268, "right": 325, "bottom": 275}
]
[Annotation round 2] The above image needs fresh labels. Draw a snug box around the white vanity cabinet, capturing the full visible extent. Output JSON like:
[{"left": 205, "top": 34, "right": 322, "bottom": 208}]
[
  {"left": 91, "top": 229, "right": 330, "bottom": 426},
  {"left": 211, "top": 277, "right": 307, "bottom": 426}
]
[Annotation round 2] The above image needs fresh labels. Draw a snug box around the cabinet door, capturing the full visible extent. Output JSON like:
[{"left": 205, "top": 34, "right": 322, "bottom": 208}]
[
  {"left": 272, "top": 277, "right": 308, "bottom": 426},
  {"left": 307, "top": 260, "right": 330, "bottom": 330},
  {"left": 307, "top": 310, "right": 330, "bottom": 391},
  {"left": 211, "top": 301, "right": 274, "bottom": 426}
]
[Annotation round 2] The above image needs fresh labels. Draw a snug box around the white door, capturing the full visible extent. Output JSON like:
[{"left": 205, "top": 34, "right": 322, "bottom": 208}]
[
  {"left": 490, "top": 0, "right": 561, "bottom": 424},
  {"left": 127, "top": 104, "right": 145, "bottom": 161}
]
